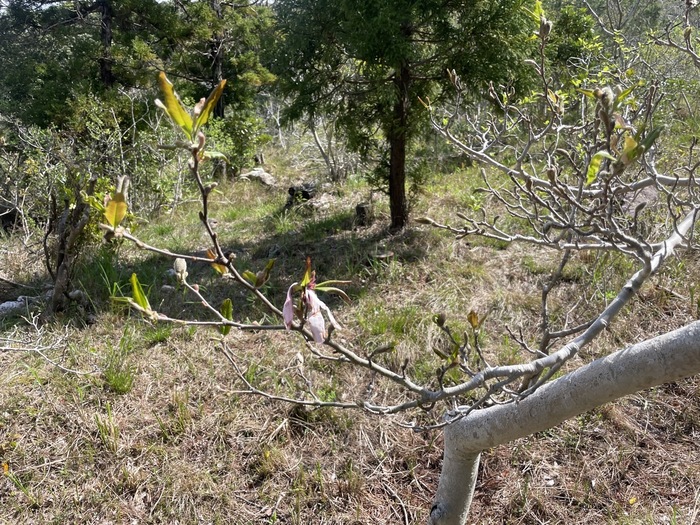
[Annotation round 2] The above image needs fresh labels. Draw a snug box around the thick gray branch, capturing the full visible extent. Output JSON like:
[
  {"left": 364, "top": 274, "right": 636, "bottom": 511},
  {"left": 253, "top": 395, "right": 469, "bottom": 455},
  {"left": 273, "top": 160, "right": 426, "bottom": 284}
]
[{"left": 429, "top": 320, "right": 700, "bottom": 525}]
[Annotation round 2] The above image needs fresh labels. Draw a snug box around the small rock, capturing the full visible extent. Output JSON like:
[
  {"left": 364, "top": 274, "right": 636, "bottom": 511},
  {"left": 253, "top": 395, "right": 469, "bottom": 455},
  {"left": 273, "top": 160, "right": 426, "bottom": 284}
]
[
  {"left": 0, "top": 297, "right": 27, "bottom": 317},
  {"left": 268, "top": 244, "right": 281, "bottom": 258},
  {"left": 242, "top": 167, "right": 276, "bottom": 187},
  {"left": 286, "top": 182, "right": 318, "bottom": 208}
]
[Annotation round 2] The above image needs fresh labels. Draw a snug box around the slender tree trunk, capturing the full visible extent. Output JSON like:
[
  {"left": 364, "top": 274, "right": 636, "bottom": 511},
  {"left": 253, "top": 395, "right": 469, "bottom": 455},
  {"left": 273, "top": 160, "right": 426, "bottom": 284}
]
[
  {"left": 310, "top": 118, "right": 336, "bottom": 180},
  {"left": 98, "top": 0, "right": 115, "bottom": 87},
  {"left": 428, "top": 320, "right": 700, "bottom": 525},
  {"left": 43, "top": 174, "right": 98, "bottom": 319},
  {"left": 388, "top": 65, "right": 410, "bottom": 230}
]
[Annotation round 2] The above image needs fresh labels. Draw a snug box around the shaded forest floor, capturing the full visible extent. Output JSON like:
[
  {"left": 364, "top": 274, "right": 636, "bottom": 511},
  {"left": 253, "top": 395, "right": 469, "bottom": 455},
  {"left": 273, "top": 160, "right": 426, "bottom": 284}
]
[{"left": 1, "top": 163, "right": 699, "bottom": 524}]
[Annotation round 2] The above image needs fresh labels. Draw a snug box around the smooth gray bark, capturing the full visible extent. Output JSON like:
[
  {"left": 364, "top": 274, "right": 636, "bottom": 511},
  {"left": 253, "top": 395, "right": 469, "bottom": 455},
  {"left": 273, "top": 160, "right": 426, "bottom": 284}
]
[{"left": 429, "top": 320, "right": 700, "bottom": 525}]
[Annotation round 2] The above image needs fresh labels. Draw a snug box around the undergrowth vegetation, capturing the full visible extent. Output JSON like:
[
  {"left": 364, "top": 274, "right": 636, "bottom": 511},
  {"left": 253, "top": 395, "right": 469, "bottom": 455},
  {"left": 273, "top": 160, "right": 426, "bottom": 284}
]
[{"left": 1, "top": 152, "right": 699, "bottom": 523}]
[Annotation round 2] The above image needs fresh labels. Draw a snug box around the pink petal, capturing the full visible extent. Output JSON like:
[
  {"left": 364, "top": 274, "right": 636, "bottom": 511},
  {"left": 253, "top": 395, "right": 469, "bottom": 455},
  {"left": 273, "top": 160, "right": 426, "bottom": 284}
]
[
  {"left": 305, "top": 289, "right": 321, "bottom": 314},
  {"left": 319, "top": 300, "right": 341, "bottom": 331},
  {"left": 283, "top": 283, "right": 297, "bottom": 330},
  {"left": 308, "top": 311, "right": 326, "bottom": 343}
]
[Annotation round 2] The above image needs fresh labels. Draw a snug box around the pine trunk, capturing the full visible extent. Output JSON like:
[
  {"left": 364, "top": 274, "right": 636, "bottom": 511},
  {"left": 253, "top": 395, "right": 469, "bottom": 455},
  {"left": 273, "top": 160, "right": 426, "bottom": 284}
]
[
  {"left": 388, "top": 65, "right": 411, "bottom": 230},
  {"left": 98, "top": 0, "right": 114, "bottom": 87}
]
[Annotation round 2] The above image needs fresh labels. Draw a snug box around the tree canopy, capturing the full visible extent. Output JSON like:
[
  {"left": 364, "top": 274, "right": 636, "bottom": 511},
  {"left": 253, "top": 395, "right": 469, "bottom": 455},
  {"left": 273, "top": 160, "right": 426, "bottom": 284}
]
[
  {"left": 0, "top": 0, "right": 274, "bottom": 129},
  {"left": 273, "top": 0, "right": 538, "bottom": 229}
]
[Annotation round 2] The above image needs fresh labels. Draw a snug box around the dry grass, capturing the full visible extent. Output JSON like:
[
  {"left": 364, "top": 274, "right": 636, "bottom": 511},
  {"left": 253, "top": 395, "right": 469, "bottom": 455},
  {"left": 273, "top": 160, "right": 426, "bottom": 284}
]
[{"left": 1, "top": 164, "right": 699, "bottom": 524}]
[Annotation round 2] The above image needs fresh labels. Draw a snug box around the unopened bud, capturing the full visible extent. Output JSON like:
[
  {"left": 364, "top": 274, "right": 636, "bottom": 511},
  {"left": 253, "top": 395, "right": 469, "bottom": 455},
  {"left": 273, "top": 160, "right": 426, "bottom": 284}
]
[
  {"left": 539, "top": 16, "right": 552, "bottom": 40},
  {"left": 194, "top": 97, "right": 206, "bottom": 117},
  {"left": 596, "top": 86, "right": 614, "bottom": 114}
]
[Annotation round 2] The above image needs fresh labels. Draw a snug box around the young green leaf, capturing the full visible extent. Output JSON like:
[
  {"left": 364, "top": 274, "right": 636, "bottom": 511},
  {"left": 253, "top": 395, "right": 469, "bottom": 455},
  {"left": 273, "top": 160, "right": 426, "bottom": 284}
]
[
  {"left": 254, "top": 259, "right": 276, "bottom": 288},
  {"left": 614, "top": 85, "right": 635, "bottom": 108},
  {"left": 220, "top": 298, "right": 233, "bottom": 336},
  {"left": 130, "top": 273, "right": 151, "bottom": 311},
  {"left": 313, "top": 285, "right": 350, "bottom": 303},
  {"left": 206, "top": 248, "right": 229, "bottom": 275},
  {"left": 524, "top": 0, "right": 544, "bottom": 23},
  {"left": 202, "top": 150, "right": 229, "bottom": 162},
  {"left": 104, "top": 192, "right": 127, "bottom": 228},
  {"left": 242, "top": 270, "right": 257, "bottom": 285},
  {"left": 577, "top": 88, "right": 597, "bottom": 99},
  {"left": 620, "top": 135, "right": 639, "bottom": 165},
  {"left": 193, "top": 79, "right": 227, "bottom": 134},
  {"left": 586, "top": 151, "right": 616, "bottom": 185},
  {"left": 433, "top": 346, "right": 449, "bottom": 360},
  {"left": 156, "top": 72, "right": 193, "bottom": 140},
  {"left": 82, "top": 191, "right": 106, "bottom": 214},
  {"left": 638, "top": 126, "right": 664, "bottom": 152},
  {"left": 315, "top": 280, "right": 352, "bottom": 303},
  {"left": 300, "top": 256, "right": 313, "bottom": 288},
  {"left": 316, "top": 279, "right": 352, "bottom": 288}
]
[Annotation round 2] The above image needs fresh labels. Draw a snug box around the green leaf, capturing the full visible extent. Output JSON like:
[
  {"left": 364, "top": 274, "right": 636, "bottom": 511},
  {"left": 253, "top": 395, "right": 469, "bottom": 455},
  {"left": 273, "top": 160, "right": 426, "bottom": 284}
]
[
  {"left": 620, "top": 135, "right": 638, "bottom": 165},
  {"left": 104, "top": 192, "right": 127, "bottom": 228},
  {"left": 193, "top": 79, "right": 227, "bottom": 134},
  {"left": 577, "top": 88, "right": 597, "bottom": 99},
  {"left": 242, "top": 270, "right": 257, "bottom": 285},
  {"left": 130, "top": 273, "right": 151, "bottom": 311},
  {"left": 524, "top": 0, "right": 544, "bottom": 23},
  {"left": 255, "top": 259, "right": 276, "bottom": 288},
  {"left": 206, "top": 248, "right": 228, "bottom": 275},
  {"left": 638, "top": 126, "right": 664, "bottom": 152},
  {"left": 82, "top": 191, "right": 106, "bottom": 214},
  {"left": 314, "top": 285, "right": 350, "bottom": 303},
  {"left": 202, "top": 150, "right": 229, "bottom": 162},
  {"left": 586, "top": 151, "right": 615, "bottom": 185},
  {"left": 220, "top": 298, "right": 233, "bottom": 336},
  {"left": 156, "top": 72, "right": 193, "bottom": 140},
  {"left": 614, "top": 85, "right": 635, "bottom": 108},
  {"left": 432, "top": 347, "right": 449, "bottom": 360},
  {"left": 315, "top": 279, "right": 352, "bottom": 288},
  {"left": 300, "top": 256, "right": 313, "bottom": 288}
]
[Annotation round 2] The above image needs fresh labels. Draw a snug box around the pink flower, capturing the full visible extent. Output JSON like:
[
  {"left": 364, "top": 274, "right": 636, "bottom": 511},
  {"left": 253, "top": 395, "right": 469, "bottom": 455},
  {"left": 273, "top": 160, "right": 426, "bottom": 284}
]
[
  {"left": 304, "top": 289, "right": 341, "bottom": 344},
  {"left": 283, "top": 283, "right": 297, "bottom": 330},
  {"left": 284, "top": 282, "right": 341, "bottom": 344}
]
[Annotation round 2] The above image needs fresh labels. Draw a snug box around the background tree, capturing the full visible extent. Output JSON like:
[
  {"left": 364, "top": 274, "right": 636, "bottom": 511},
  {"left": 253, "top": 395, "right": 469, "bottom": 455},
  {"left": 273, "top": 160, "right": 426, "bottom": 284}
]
[
  {"left": 273, "top": 0, "right": 537, "bottom": 229},
  {"left": 0, "top": 0, "right": 277, "bottom": 317},
  {"left": 0, "top": 0, "right": 275, "bottom": 171},
  {"left": 0, "top": 0, "right": 178, "bottom": 126}
]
